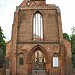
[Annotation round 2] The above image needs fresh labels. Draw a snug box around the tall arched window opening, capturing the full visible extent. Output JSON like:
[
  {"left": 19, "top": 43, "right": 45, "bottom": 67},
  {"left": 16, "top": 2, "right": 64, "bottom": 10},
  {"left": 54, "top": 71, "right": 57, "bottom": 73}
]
[
  {"left": 18, "top": 54, "right": 24, "bottom": 66},
  {"left": 53, "top": 53, "right": 59, "bottom": 67},
  {"left": 33, "top": 12, "right": 43, "bottom": 40}
]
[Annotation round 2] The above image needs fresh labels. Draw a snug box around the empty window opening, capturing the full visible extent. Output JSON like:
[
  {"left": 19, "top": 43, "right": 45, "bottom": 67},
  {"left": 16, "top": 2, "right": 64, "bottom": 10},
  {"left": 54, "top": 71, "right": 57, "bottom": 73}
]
[
  {"left": 33, "top": 12, "right": 43, "bottom": 40},
  {"left": 53, "top": 54, "right": 58, "bottom": 67}
]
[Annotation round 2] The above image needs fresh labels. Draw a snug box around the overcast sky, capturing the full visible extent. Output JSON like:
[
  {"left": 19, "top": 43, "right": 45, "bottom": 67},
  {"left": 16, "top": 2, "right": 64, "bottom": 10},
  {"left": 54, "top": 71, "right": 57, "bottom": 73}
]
[{"left": 0, "top": 0, "right": 75, "bottom": 41}]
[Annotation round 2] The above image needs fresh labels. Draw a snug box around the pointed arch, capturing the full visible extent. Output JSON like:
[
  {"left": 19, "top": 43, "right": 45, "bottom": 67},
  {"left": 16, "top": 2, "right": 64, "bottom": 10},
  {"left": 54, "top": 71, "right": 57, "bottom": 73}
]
[
  {"left": 33, "top": 11, "right": 43, "bottom": 40},
  {"left": 27, "top": 45, "right": 48, "bottom": 63},
  {"left": 18, "top": 53, "right": 24, "bottom": 66},
  {"left": 53, "top": 53, "right": 59, "bottom": 67}
]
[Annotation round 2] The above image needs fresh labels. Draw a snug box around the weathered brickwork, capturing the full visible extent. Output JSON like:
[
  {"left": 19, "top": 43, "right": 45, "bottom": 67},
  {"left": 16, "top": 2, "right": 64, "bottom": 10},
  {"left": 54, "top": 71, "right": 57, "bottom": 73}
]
[
  {"left": 6, "top": 40, "right": 11, "bottom": 58},
  {"left": 6, "top": 0, "right": 73, "bottom": 75}
]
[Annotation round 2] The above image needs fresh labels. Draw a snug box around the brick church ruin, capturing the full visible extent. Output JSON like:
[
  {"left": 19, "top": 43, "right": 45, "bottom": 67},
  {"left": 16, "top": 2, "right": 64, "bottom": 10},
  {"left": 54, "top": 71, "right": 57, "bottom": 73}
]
[{"left": 6, "top": 0, "right": 73, "bottom": 75}]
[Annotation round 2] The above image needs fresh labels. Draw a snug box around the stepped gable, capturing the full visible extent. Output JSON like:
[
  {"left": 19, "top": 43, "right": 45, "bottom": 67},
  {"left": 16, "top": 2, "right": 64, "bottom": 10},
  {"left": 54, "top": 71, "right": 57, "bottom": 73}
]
[{"left": 18, "top": 0, "right": 57, "bottom": 9}]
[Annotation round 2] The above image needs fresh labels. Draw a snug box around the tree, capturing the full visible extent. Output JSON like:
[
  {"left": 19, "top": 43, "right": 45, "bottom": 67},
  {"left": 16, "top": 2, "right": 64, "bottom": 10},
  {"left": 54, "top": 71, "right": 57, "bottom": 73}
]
[
  {"left": 71, "top": 34, "right": 75, "bottom": 67},
  {"left": 70, "top": 26, "right": 75, "bottom": 67},
  {"left": 71, "top": 26, "right": 75, "bottom": 53},
  {"left": 63, "top": 33, "right": 70, "bottom": 41},
  {"left": 71, "top": 26, "right": 75, "bottom": 35},
  {"left": 71, "top": 34, "right": 75, "bottom": 53},
  {"left": 0, "top": 26, "right": 6, "bottom": 68}
]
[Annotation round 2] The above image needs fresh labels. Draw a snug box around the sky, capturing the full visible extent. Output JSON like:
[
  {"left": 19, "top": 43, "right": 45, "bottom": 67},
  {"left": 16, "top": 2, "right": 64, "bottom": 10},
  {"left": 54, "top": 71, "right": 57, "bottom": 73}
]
[{"left": 0, "top": 0, "right": 75, "bottom": 41}]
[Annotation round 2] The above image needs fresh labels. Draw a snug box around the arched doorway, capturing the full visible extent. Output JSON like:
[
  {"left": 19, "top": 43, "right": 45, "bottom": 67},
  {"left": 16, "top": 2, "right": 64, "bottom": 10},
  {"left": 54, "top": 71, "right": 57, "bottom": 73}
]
[
  {"left": 32, "top": 50, "right": 46, "bottom": 70},
  {"left": 27, "top": 45, "right": 48, "bottom": 75}
]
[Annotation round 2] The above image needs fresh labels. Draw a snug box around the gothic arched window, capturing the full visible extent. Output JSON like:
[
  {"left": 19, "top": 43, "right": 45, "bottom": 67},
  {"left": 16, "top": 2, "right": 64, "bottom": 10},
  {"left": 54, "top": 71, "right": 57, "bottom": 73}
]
[
  {"left": 18, "top": 54, "right": 24, "bottom": 66},
  {"left": 53, "top": 53, "right": 58, "bottom": 67},
  {"left": 19, "top": 57, "right": 23, "bottom": 65},
  {"left": 33, "top": 12, "right": 43, "bottom": 40}
]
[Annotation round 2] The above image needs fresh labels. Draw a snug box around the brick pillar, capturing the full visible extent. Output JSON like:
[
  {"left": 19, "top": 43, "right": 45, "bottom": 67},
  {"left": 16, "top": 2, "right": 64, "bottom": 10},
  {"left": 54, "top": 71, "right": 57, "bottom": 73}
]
[
  {"left": 11, "top": 10, "right": 19, "bottom": 75},
  {"left": 57, "top": 8, "right": 63, "bottom": 43},
  {"left": 63, "top": 40, "right": 72, "bottom": 75},
  {"left": 11, "top": 51, "right": 17, "bottom": 75},
  {"left": 60, "top": 45, "right": 65, "bottom": 75}
]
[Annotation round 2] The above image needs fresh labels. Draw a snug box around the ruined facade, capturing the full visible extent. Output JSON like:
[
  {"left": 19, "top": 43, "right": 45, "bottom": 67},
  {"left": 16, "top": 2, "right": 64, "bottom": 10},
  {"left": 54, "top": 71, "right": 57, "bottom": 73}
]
[{"left": 6, "top": 0, "right": 72, "bottom": 75}]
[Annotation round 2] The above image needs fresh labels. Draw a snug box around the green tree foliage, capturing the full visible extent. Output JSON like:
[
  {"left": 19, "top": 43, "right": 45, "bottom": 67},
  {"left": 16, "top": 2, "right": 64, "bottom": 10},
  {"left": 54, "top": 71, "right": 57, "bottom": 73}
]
[
  {"left": 63, "top": 33, "right": 70, "bottom": 41},
  {"left": 71, "top": 26, "right": 75, "bottom": 67},
  {"left": 71, "top": 34, "right": 75, "bottom": 67},
  {"left": 71, "top": 26, "right": 75, "bottom": 35},
  {"left": 71, "top": 34, "right": 75, "bottom": 53},
  {"left": 72, "top": 53, "right": 75, "bottom": 67},
  {"left": 0, "top": 26, "right": 6, "bottom": 68}
]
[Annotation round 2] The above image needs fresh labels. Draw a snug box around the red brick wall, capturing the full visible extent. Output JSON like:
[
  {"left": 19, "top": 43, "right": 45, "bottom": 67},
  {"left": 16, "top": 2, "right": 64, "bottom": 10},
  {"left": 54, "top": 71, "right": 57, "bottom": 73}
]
[
  {"left": 17, "top": 9, "right": 60, "bottom": 42},
  {"left": 6, "top": 40, "right": 11, "bottom": 58},
  {"left": 6, "top": 0, "right": 72, "bottom": 75}
]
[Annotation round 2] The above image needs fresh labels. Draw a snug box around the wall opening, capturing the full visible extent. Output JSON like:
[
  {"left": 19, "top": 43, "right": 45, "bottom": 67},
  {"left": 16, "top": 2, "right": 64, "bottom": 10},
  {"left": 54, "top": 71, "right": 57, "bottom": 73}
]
[{"left": 33, "top": 12, "right": 43, "bottom": 40}]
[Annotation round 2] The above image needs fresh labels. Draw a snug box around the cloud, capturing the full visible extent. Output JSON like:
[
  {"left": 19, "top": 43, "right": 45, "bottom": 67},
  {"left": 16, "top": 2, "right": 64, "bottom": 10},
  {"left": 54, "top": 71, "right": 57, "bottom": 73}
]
[
  {"left": 0, "top": 0, "right": 75, "bottom": 41},
  {"left": 0, "top": 0, "right": 23, "bottom": 41}
]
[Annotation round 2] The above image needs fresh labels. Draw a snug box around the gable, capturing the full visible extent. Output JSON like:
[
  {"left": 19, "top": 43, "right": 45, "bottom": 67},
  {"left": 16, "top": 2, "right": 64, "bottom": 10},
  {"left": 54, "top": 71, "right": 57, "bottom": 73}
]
[
  {"left": 19, "top": 0, "right": 46, "bottom": 8},
  {"left": 19, "top": 1, "right": 27, "bottom": 8},
  {"left": 37, "top": 1, "right": 46, "bottom": 6},
  {"left": 29, "top": 1, "right": 37, "bottom": 7}
]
